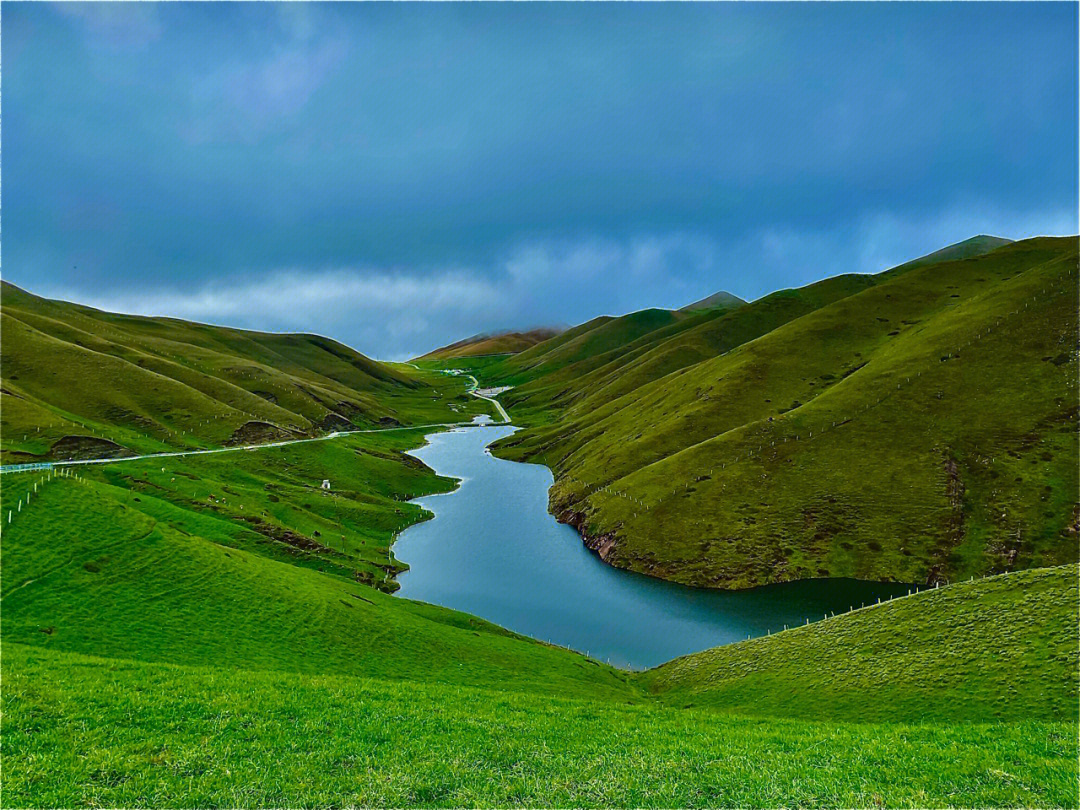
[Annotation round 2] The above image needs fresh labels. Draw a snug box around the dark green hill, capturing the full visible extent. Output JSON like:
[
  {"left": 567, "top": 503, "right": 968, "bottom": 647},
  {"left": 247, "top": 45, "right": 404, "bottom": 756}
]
[
  {"left": 492, "top": 236, "right": 1079, "bottom": 588},
  {"left": 501, "top": 272, "right": 881, "bottom": 420},
  {"left": 1, "top": 282, "right": 488, "bottom": 463},
  {"left": 499, "top": 308, "right": 685, "bottom": 381}
]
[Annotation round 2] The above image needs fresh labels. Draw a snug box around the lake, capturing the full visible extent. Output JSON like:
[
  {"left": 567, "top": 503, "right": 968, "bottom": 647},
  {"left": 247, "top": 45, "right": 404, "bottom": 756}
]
[{"left": 395, "top": 421, "right": 912, "bottom": 669}]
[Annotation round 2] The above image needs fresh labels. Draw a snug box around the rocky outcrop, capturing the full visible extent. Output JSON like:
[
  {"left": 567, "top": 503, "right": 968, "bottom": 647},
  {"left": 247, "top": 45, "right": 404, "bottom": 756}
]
[{"left": 554, "top": 505, "right": 620, "bottom": 563}]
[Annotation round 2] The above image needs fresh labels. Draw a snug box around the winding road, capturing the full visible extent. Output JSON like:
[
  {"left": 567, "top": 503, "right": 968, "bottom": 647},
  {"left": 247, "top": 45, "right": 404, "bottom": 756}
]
[{"left": 0, "top": 373, "right": 510, "bottom": 475}]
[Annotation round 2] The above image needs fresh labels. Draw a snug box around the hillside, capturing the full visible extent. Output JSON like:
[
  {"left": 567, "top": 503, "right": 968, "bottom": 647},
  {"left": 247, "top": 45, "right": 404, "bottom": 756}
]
[
  {"left": 490, "top": 236, "right": 1079, "bottom": 588},
  {"left": 887, "top": 234, "right": 1014, "bottom": 274},
  {"left": 0, "top": 282, "right": 490, "bottom": 465},
  {"left": 417, "top": 328, "right": 563, "bottom": 360},
  {"left": 647, "top": 564, "right": 1079, "bottom": 722},
  {"left": 421, "top": 301, "right": 750, "bottom": 426},
  {"left": 0, "top": 434, "right": 635, "bottom": 696},
  {"left": 497, "top": 272, "right": 881, "bottom": 422}
]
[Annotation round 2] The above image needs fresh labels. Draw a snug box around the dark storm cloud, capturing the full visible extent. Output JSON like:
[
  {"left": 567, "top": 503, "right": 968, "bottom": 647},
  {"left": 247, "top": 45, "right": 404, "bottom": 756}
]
[{"left": 3, "top": 2, "right": 1076, "bottom": 358}]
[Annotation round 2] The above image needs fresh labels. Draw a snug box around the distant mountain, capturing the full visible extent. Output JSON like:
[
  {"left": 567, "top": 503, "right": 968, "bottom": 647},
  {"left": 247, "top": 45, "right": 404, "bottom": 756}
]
[
  {"left": 886, "top": 235, "right": 1013, "bottom": 274},
  {"left": 417, "top": 327, "right": 564, "bottom": 360},
  {"left": 679, "top": 290, "right": 746, "bottom": 312},
  {"left": 0, "top": 282, "right": 478, "bottom": 463}
]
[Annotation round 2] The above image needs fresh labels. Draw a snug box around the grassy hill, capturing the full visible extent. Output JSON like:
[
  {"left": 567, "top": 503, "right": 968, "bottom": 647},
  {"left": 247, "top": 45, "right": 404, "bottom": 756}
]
[
  {"left": 417, "top": 327, "right": 563, "bottom": 360},
  {"left": 489, "top": 236, "right": 1078, "bottom": 588},
  {"left": 497, "top": 272, "right": 880, "bottom": 423},
  {"left": 646, "top": 564, "right": 1079, "bottom": 723},
  {"left": 1, "top": 282, "right": 489, "bottom": 464},
  {"left": 887, "top": 234, "right": 1014, "bottom": 274},
  {"left": 0, "top": 436, "right": 635, "bottom": 697}
]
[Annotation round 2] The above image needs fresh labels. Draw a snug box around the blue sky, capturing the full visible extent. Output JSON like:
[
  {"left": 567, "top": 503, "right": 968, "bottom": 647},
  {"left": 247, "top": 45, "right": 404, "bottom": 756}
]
[{"left": 4, "top": 2, "right": 1077, "bottom": 359}]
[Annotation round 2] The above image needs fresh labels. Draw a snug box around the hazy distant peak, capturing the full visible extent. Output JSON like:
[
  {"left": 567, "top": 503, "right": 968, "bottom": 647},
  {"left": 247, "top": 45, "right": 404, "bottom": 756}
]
[
  {"left": 889, "top": 235, "right": 1014, "bottom": 274},
  {"left": 678, "top": 291, "right": 747, "bottom": 313}
]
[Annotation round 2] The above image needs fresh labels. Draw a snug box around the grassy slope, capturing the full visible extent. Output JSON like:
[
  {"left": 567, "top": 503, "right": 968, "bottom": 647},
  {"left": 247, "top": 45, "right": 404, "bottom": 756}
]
[
  {"left": 680, "top": 290, "right": 747, "bottom": 311},
  {"left": 0, "top": 282, "right": 487, "bottom": 463},
  {"left": 421, "top": 299, "right": 749, "bottom": 427},
  {"left": 5, "top": 641, "right": 1075, "bottom": 808},
  {"left": 0, "top": 444, "right": 634, "bottom": 700},
  {"left": 494, "top": 237, "right": 1079, "bottom": 588},
  {"left": 887, "top": 234, "right": 1013, "bottom": 274},
  {"left": 646, "top": 565, "right": 1079, "bottom": 723},
  {"left": 502, "top": 273, "right": 879, "bottom": 422},
  {"left": 496, "top": 308, "right": 688, "bottom": 383}
]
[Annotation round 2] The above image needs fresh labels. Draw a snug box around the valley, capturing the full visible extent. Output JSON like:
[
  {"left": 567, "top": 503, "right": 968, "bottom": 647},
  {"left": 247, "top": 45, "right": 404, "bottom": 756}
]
[{"left": 2, "top": 234, "right": 1077, "bottom": 806}]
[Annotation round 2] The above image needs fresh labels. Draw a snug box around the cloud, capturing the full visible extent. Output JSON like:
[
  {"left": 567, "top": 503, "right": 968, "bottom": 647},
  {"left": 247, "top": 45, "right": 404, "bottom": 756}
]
[
  {"left": 500, "top": 234, "right": 711, "bottom": 311},
  {"left": 63, "top": 267, "right": 505, "bottom": 328},
  {"left": 56, "top": 3, "right": 162, "bottom": 50},
  {"left": 40, "top": 234, "right": 716, "bottom": 359},
  {"left": 183, "top": 11, "right": 347, "bottom": 143},
  {"left": 30, "top": 207, "right": 1073, "bottom": 361}
]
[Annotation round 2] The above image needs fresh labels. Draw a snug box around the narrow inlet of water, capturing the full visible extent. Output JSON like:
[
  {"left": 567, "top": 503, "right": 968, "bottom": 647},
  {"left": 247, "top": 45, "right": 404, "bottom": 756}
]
[{"left": 395, "top": 422, "right": 911, "bottom": 670}]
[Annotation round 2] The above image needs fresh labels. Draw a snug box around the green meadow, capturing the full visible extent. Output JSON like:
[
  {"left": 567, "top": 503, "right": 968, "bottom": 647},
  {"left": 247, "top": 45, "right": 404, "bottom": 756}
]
[{"left": 6, "top": 642, "right": 1075, "bottom": 808}]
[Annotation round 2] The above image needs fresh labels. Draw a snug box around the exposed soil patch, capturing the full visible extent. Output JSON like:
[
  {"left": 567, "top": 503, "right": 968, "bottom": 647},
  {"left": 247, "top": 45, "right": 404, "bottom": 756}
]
[
  {"left": 225, "top": 421, "right": 298, "bottom": 447},
  {"left": 318, "top": 411, "right": 354, "bottom": 431},
  {"left": 237, "top": 515, "right": 331, "bottom": 555},
  {"left": 47, "top": 435, "right": 131, "bottom": 461},
  {"left": 928, "top": 453, "right": 966, "bottom": 585}
]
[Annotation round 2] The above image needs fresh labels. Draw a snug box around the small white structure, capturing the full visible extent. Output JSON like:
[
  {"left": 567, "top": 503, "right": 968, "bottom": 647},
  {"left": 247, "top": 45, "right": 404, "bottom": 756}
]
[{"left": 321, "top": 479, "right": 331, "bottom": 490}]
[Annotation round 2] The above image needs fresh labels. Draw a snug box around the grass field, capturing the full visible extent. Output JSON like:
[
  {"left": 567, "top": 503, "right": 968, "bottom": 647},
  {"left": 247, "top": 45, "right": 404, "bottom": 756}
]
[
  {"left": 646, "top": 565, "right": 1079, "bottom": 723},
  {"left": 5, "top": 642, "right": 1075, "bottom": 808}
]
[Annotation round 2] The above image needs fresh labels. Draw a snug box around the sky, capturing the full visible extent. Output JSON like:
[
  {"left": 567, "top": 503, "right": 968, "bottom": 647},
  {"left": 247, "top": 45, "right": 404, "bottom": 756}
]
[{"left": 3, "top": 2, "right": 1077, "bottom": 360}]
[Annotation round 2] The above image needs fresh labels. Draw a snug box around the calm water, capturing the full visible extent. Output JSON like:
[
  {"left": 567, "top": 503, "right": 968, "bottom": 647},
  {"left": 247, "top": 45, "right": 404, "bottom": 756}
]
[{"left": 395, "top": 421, "right": 911, "bottom": 669}]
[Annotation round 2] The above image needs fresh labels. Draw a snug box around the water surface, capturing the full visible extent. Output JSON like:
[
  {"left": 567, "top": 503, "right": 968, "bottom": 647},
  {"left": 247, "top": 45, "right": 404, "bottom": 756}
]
[{"left": 395, "top": 423, "right": 911, "bottom": 669}]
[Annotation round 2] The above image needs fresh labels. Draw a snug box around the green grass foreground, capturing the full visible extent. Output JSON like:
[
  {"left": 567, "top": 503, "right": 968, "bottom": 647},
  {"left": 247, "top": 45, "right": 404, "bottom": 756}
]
[
  {"left": 4, "top": 643, "right": 1076, "bottom": 808},
  {"left": 647, "top": 565, "right": 1079, "bottom": 723}
]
